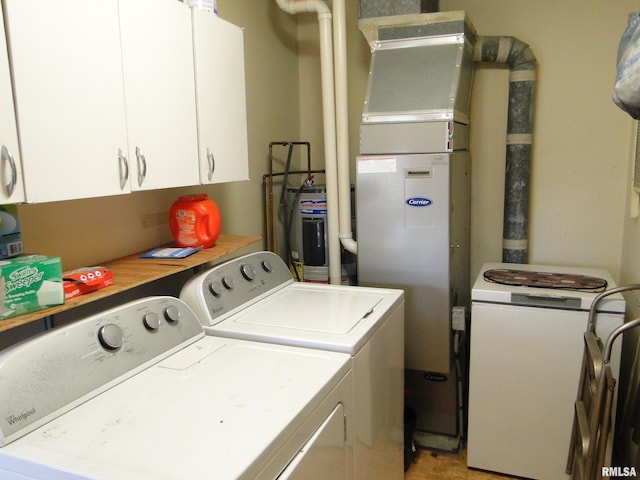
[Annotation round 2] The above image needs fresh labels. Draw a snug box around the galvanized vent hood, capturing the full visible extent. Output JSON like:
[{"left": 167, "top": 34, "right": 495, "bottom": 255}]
[{"left": 360, "top": 12, "right": 476, "bottom": 125}]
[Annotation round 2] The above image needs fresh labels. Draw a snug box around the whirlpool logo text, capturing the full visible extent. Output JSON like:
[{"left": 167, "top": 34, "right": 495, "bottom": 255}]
[{"left": 406, "top": 197, "right": 433, "bottom": 207}]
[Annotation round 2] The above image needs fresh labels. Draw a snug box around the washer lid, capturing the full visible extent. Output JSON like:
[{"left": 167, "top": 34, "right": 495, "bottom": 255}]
[
  {"left": 208, "top": 283, "right": 402, "bottom": 354},
  {"left": 237, "top": 288, "right": 381, "bottom": 332},
  {"left": 472, "top": 262, "right": 625, "bottom": 312}
]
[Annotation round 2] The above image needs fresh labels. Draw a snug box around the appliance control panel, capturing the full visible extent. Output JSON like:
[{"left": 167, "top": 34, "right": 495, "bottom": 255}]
[
  {"left": 0, "top": 296, "right": 204, "bottom": 446},
  {"left": 180, "top": 251, "right": 293, "bottom": 326}
]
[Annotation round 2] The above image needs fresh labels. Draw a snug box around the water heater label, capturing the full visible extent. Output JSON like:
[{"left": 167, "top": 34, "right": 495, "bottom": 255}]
[
  {"left": 406, "top": 197, "right": 433, "bottom": 207},
  {"left": 299, "top": 199, "right": 327, "bottom": 215}
]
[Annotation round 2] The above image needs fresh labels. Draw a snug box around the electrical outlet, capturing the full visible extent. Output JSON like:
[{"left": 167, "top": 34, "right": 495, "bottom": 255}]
[
  {"left": 141, "top": 212, "right": 169, "bottom": 229},
  {"left": 451, "top": 306, "right": 466, "bottom": 331}
]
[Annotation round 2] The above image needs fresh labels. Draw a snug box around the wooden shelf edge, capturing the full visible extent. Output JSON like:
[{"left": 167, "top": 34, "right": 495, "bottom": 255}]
[{"left": 0, "top": 234, "right": 262, "bottom": 333}]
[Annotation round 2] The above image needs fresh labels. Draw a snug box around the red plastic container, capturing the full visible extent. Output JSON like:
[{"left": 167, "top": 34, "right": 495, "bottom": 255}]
[{"left": 169, "top": 194, "right": 221, "bottom": 248}]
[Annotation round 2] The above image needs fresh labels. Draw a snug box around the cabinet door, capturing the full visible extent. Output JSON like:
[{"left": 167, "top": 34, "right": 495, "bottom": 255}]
[
  {"left": 0, "top": 5, "right": 24, "bottom": 203},
  {"left": 4, "top": 0, "right": 130, "bottom": 203},
  {"left": 119, "top": 0, "right": 199, "bottom": 191},
  {"left": 192, "top": 11, "right": 249, "bottom": 184}
]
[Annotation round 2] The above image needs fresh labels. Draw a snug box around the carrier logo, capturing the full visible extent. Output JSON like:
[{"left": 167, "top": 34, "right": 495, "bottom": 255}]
[
  {"left": 406, "top": 197, "right": 433, "bottom": 207},
  {"left": 6, "top": 407, "right": 36, "bottom": 426},
  {"left": 424, "top": 372, "right": 447, "bottom": 382}
]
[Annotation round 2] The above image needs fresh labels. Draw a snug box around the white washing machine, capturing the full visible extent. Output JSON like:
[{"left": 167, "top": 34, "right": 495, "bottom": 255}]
[
  {"left": 180, "top": 251, "right": 405, "bottom": 480},
  {"left": 0, "top": 296, "right": 354, "bottom": 479},
  {"left": 467, "top": 262, "right": 625, "bottom": 480}
]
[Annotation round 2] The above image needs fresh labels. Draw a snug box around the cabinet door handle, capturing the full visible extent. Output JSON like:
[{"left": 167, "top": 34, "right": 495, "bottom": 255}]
[
  {"left": 136, "top": 146, "right": 147, "bottom": 187},
  {"left": 206, "top": 147, "right": 215, "bottom": 181},
  {"left": 118, "top": 148, "right": 129, "bottom": 190},
  {"left": 1, "top": 145, "right": 17, "bottom": 198}
]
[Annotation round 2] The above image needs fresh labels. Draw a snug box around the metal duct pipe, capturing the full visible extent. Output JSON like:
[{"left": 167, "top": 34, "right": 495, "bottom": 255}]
[{"left": 474, "top": 36, "right": 536, "bottom": 264}]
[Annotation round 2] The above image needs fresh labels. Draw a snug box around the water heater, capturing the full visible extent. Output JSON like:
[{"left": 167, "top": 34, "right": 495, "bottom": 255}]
[
  {"left": 286, "top": 186, "right": 356, "bottom": 284},
  {"left": 286, "top": 186, "right": 329, "bottom": 283}
]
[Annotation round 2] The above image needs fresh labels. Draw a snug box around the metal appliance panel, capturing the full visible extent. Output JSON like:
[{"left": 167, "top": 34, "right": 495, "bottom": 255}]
[
  {"left": 362, "top": 35, "right": 472, "bottom": 124},
  {"left": 360, "top": 121, "right": 469, "bottom": 155},
  {"left": 356, "top": 152, "right": 470, "bottom": 374},
  {"left": 471, "top": 261, "right": 625, "bottom": 312},
  {"left": 467, "top": 302, "right": 623, "bottom": 479}
]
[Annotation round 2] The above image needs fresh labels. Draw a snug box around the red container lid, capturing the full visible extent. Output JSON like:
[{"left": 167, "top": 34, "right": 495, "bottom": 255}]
[{"left": 177, "top": 194, "right": 208, "bottom": 202}]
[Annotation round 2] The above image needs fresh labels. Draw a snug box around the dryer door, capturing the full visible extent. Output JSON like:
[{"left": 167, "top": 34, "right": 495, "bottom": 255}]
[{"left": 278, "top": 403, "right": 347, "bottom": 480}]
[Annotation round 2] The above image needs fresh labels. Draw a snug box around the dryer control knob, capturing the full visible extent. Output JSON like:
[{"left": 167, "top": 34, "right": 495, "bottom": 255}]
[
  {"left": 208, "top": 281, "right": 222, "bottom": 297},
  {"left": 164, "top": 305, "right": 180, "bottom": 323},
  {"left": 143, "top": 312, "right": 160, "bottom": 330},
  {"left": 98, "top": 324, "right": 124, "bottom": 350},
  {"left": 240, "top": 264, "right": 256, "bottom": 281},
  {"left": 222, "top": 276, "right": 235, "bottom": 290},
  {"left": 261, "top": 260, "right": 272, "bottom": 272}
]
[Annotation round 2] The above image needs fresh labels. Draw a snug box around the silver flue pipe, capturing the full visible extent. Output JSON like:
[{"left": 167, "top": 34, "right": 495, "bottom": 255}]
[{"left": 474, "top": 36, "right": 536, "bottom": 264}]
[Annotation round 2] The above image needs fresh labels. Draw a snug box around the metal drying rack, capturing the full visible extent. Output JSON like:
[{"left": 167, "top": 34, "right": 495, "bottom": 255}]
[{"left": 567, "top": 284, "right": 640, "bottom": 480}]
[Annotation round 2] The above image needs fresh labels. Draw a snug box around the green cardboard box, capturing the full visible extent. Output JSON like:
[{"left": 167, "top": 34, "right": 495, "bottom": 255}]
[{"left": 0, "top": 255, "right": 64, "bottom": 320}]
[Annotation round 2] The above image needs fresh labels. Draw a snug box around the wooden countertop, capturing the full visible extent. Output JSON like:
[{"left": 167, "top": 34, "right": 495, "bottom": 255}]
[{"left": 0, "top": 234, "right": 262, "bottom": 333}]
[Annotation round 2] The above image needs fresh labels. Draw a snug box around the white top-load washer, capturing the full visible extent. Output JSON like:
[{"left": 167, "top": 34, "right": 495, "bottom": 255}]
[
  {"left": 467, "top": 262, "right": 625, "bottom": 480},
  {"left": 180, "top": 251, "right": 405, "bottom": 480},
  {"left": 0, "top": 296, "right": 354, "bottom": 480}
]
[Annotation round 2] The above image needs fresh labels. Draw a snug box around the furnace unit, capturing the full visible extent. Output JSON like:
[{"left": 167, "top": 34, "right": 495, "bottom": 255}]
[{"left": 356, "top": 12, "right": 475, "bottom": 443}]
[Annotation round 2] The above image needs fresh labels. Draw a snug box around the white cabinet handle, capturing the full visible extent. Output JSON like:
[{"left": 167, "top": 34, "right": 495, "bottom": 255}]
[
  {"left": 1, "top": 145, "right": 17, "bottom": 198},
  {"left": 136, "top": 146, "right": 147, "bottom": 187},
  {"left": 118, "top": 148, "right": 129, "bottom": 190},
  {"left": 206, "top": 147, "right": 215, "bottom": 181}
]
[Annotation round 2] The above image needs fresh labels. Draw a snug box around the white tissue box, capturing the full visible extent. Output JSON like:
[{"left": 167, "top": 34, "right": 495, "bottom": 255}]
[{"left": 0, "top": 255, "right": 63, "bottom": 320}]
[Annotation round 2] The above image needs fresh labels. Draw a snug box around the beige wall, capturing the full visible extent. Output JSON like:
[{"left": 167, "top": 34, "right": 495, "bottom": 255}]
[
  {"left": 447, "top": 0, "right": 635, "bottom": 281},
  {"left": 15, "top": 0, "right": 300, "bottom": 270}
]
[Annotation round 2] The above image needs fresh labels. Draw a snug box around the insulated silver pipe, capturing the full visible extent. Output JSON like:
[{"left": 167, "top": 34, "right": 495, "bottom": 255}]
[{"left": 474, "top": 36, "right": 536, "bottom": 264}]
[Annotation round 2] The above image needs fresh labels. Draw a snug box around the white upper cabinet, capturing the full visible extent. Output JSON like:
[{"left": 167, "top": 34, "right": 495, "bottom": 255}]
[
  {"left": 2, "top": 1, "right": 246, "bottom": 204},
  {"left": 0, "top": 6, "right": 24, "bottom": 204},
  {"left": 4, "top": 0, "right": 130, "bottom": 203},
  {"left": 192, "top": 11, "right": 249, "bottom": 184},
  {"left": 119, "top": 0, "right": 200, "bottom": 191}
]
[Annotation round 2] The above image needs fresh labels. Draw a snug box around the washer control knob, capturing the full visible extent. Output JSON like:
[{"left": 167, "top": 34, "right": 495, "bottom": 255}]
[
  {"left": 261, "top": 260, "right": 272, "bottom": 273},
  {"left": 143, "top": 312, "right": 160, "bottom": 330},
  {"left": 240, "top": 264, "right": 256, "bottom": 281},
  {"left": 208, "top": 281, "right": 222, "bottom": 297},
  {"left": 98, "top": 324, "right": 124, "bottom": 350},
  {"left": 222, "top": 276, "right": 235, "bottom": 290},
  {"left": 164, "top": 305, "right": 180, "bottom": 323}
]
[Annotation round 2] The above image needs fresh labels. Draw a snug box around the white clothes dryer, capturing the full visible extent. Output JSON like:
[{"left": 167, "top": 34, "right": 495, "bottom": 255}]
[
  {"left": 180, "top": 251, "right": 405, "bottom": 480},
  {"left": 0, "top": 296, "right": 353, "bottom": 480}
]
